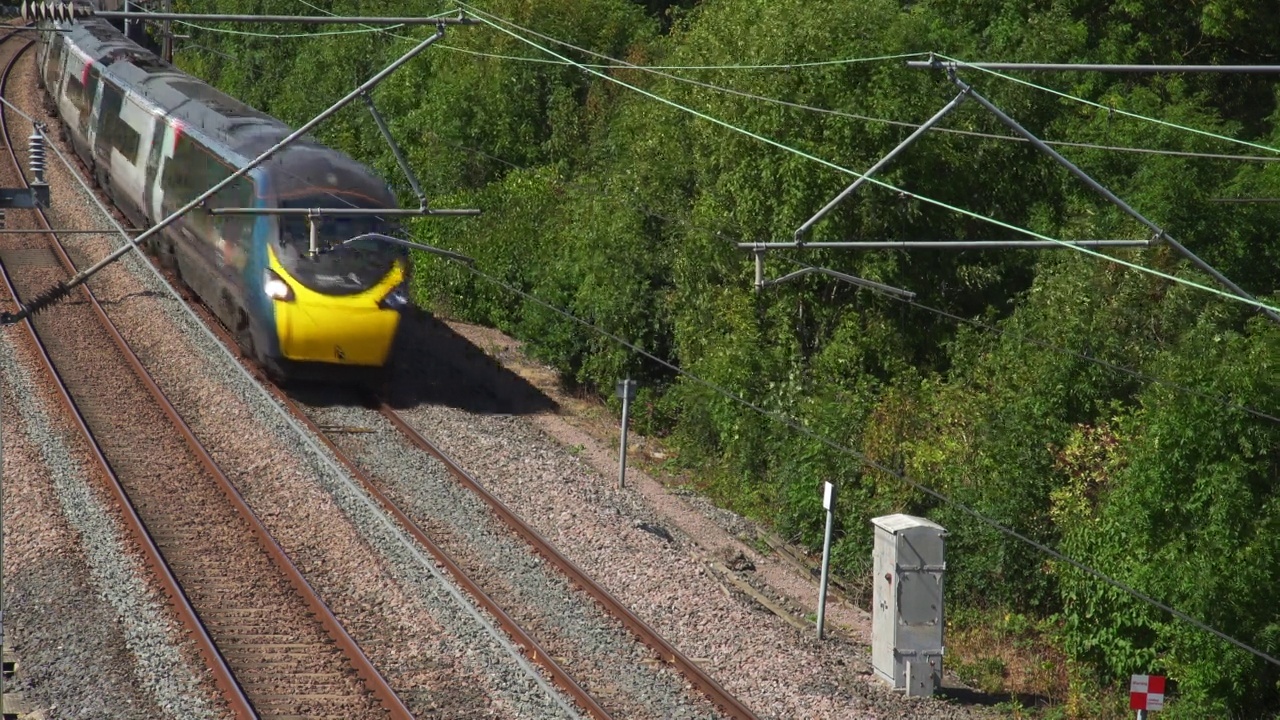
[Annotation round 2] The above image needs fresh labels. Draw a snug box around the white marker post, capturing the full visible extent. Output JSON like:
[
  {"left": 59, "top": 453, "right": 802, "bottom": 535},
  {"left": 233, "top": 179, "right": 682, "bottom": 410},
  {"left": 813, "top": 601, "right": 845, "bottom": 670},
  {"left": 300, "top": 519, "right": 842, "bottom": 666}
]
[
  {"left": 816, "top": 481, "right": 835, "bottom": 639},
  {"left": 615, "top": 378, "right": 636, "bottom": 489}
]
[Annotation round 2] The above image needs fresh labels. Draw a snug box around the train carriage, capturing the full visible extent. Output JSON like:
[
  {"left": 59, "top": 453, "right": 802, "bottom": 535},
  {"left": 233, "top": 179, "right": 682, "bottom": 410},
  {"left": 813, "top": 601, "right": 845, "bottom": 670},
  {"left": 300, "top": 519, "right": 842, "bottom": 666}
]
[{"left": 35, "top": 15, "right": 410, "bottom": 383}]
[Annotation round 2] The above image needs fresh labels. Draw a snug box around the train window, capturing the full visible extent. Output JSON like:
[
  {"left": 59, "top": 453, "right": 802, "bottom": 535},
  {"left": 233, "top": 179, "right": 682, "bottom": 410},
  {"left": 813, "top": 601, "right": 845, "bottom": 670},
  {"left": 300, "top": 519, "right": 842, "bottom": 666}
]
[
  {"left": 46, "top": 38, "right": 63, "bottom": 89},
  {"left": 165, "top": 133, "right": 215, "bottom": 232},
  {"left": 98, "top": 81, "right": 140, "bottom": 162},
  {"left": 84, "top": 67, "right": 101, "bottom": 126},
  {"left": 63, "top": 63, "right": 89, "bottom": 116},
  {"left": 214, "top": 175, "right": 255, "bottom": 249}
]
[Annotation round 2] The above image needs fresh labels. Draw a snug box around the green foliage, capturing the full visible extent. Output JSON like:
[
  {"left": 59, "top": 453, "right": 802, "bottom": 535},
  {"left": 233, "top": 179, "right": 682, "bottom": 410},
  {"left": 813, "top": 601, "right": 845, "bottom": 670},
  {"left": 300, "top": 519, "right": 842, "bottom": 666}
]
[{"left": 179, "top": 0, "right": 1280, "bottom": 710}]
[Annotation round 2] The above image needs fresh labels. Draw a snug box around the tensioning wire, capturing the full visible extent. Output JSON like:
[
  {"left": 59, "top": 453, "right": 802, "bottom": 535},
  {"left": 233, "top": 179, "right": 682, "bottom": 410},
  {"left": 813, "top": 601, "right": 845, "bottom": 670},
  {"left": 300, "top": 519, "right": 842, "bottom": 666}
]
[
  {"left": 430, "top": 44, "right": 928, "bottom": 70},
  {"left": 459, "top": 3, "right": 1280, "bottom": 317},
  {"left": 165, "top": 14, "right": 404, "bottom": 38},
  {"left": 445, "top": 240, "right": 1280, "bottom": 672},
  {"left": 293, "top": 0, "right": 927, "bottom": 70},
  {"left": 291, "top": 3, "right": 1276, "bottom": 161},
  {"left": 935, "top": 53, "right": 1280, "bottom": 156}
]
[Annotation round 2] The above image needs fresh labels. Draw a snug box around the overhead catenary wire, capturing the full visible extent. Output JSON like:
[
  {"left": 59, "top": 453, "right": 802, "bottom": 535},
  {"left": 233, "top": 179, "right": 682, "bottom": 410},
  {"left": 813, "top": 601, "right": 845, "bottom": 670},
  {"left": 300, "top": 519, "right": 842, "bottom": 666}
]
[
  {"left": 290, "top": 1, "right": 1280, "bottom": 163},
  {"left": 308, "top": 2, "right": 1280, "bottom": 422},
  {"left": 294, "top": 0, "right": 931, "bottom": 70},
  {"left": 456, "top": 3, "right": 1280, "bottom": 318},
  {"left": 470, "top": 36, "right": 1280, "bottom": 163}
]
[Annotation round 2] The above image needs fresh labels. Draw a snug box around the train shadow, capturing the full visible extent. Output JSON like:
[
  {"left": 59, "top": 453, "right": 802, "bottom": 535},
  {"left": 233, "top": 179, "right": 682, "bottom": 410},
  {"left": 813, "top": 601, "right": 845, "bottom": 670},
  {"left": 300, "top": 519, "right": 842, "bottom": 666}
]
[
  {"left": 936, "top": 684, "right": 1056, "bottom": 710},
  {"left": 381, "top": 310, "right": 559, "bottom": 415},
  {"left": 281, "top": 310, "right": 559, "bottom": 415}
]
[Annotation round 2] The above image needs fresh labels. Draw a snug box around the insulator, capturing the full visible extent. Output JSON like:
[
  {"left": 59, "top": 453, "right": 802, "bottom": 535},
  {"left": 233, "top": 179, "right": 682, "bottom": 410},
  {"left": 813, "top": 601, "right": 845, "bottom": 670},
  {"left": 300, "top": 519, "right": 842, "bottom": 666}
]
[
  {"left": 28, "top": 128, "right": 45, "bottom": 185},
  {"left": 20, "top": 0, "right": 96, "bottom": 23}
]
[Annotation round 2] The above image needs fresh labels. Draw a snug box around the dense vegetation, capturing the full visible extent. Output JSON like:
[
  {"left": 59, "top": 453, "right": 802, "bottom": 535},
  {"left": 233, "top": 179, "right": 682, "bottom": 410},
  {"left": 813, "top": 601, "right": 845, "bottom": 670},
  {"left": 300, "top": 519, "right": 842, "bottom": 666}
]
[{"left": 174, "top": 0, "right": 1280, "bottom": 714}]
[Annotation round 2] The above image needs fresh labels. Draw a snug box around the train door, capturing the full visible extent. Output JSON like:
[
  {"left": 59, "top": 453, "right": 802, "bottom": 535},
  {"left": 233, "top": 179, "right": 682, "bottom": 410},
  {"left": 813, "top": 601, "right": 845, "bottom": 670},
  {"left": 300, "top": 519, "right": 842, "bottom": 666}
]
[
  {"left": 149, "top": 120, "right": 175, "bottom": 223},
  {"left": 85, "top": 67, "right": 105, "bottom": 163},
  {"left": 43, "top": 35, "right": 63, "bottom": 96},
  {"left": 57, "top": 58, "right": 88, "bottom": 151},
  {"left": 101, "top": 85, "right": 152, "bottom": 224}
]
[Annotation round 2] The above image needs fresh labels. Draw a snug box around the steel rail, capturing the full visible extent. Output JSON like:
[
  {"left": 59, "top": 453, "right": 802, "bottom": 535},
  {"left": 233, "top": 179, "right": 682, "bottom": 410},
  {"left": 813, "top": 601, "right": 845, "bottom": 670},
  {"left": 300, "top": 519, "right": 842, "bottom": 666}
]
[
  {"left": 376, "top": 403, "right": 762, "bottom": 720},
  {"left": 0, "top": 33, "right": 258, "bottom": 718},
  {"left": 0, "top": 37, "right": 413, "bottom": 718},
  {"left": 262, "top": 384, "right": 613, "bottom": 719}
]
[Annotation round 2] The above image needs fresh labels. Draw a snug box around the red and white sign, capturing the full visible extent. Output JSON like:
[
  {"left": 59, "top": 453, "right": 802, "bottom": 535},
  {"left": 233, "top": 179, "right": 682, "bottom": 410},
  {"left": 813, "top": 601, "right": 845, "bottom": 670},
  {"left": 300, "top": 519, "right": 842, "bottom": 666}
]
[{"left": 1130, "top": 674, "right": 1166, "bottom": 711}]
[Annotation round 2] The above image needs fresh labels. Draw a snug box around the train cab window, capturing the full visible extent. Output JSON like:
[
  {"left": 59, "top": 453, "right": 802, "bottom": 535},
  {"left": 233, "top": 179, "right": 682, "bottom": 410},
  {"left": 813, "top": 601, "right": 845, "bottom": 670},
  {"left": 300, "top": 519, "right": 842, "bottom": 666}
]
[{"left": 273, "top": 193, "right": 404, "bottom": 295}]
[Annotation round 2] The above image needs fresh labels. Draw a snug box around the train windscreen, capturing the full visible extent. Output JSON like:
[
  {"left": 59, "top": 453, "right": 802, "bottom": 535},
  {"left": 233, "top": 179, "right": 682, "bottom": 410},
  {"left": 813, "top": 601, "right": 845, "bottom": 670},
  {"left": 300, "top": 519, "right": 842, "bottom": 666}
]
[{"left": 272, "top": 195, "right": 406, "bottom": 296}]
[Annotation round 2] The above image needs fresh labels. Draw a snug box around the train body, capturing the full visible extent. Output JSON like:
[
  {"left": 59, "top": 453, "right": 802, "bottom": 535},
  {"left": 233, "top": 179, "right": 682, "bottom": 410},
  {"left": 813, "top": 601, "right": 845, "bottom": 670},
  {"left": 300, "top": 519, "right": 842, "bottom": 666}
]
[{"left": 35, "top": 17, "right": 410, "bottom": 382}]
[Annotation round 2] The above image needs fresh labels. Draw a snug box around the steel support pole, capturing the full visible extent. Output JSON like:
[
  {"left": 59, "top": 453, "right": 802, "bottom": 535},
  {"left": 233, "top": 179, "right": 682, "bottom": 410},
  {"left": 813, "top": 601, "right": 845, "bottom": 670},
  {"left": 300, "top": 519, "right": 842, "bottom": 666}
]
[
  {"left": 91, "top": 11, "right": 475, "bottom": 25},
  {"left": 817, "top": 481, "right": 835, "bottom": 639},
  {"left": 952, "top": 76, "right": 1280, "bottom": 326},
  {"left": 739, "top": 239, "right": 1151, "bottom": 250},
  {"left": 162, "top": 0, "right": 172, "bottom": 64},
  {"left": 616, "top": 379, "right": 635, "bottom": 489},
  {"left": 907, "top": 60, "right": 1280, "bottom": 74},
  {"left": 795, "top": 90, "right": 968, "bottom": 243},
  {"left": 3, "top": 25, "right": 454, "bottom": 324}
]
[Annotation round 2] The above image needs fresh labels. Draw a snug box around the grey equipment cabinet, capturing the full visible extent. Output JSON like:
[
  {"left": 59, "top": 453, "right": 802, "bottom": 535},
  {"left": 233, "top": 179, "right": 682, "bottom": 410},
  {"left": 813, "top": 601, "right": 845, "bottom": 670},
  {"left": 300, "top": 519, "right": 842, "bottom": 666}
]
[{"left": 870, "top": 513, "right": 947, "bottom": 697}]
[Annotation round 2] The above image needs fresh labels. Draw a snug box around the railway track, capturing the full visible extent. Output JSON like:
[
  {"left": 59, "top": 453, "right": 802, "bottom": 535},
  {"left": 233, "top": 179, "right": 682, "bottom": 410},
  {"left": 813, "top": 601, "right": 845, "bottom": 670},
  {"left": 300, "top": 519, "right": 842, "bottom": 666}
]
[
  {"left": 275, "top": 355, "right": 762, "bottom": 719},
  {"left": 0, "top": 30, "right": 410, "bottom": 719}
]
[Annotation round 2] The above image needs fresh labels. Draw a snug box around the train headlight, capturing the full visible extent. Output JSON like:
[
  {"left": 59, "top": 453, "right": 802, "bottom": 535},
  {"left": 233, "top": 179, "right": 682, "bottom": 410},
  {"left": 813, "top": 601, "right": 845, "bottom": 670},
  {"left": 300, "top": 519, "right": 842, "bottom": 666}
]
[
  {"left": 379, "top": 283, "right": 410, "bottom": 310},
  {"left": 263, "top": 269, "right": 294, "bottom": 302}
]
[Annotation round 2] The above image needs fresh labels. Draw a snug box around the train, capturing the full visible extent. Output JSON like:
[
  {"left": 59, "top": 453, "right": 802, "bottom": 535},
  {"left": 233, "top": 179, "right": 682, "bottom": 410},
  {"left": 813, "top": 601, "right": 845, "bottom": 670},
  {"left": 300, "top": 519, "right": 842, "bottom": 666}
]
[{"left": 34, "top": 13, "right": 412, "bottom": 384}]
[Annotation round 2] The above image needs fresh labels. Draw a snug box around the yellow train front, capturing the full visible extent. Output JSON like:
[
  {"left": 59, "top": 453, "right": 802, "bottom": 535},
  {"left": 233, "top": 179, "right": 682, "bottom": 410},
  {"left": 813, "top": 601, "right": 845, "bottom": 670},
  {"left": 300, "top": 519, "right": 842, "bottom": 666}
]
[{"left": 246, "top": 147, "right": 412, "bottom": 385}]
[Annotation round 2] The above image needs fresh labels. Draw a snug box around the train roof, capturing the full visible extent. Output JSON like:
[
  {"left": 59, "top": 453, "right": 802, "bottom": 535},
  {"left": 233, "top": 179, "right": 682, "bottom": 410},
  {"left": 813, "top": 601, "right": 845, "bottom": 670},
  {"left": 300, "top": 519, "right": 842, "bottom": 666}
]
[{"left": 60, "top": 19, "right": 329, "bottom": 163}]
